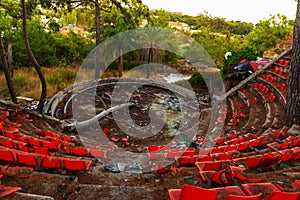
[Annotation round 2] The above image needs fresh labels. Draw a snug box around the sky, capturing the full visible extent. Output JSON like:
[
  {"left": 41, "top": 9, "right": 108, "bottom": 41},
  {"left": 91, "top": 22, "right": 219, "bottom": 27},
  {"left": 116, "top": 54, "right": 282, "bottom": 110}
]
[{"left": 143, "top": 0, "right": 297, "bottom": 24}]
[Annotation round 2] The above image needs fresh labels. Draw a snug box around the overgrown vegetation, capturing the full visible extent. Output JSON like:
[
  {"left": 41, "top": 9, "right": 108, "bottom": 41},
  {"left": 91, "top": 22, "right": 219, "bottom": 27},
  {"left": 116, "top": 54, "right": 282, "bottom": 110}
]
[
  {"left": 0, "top": 67, "right": 79, "bottom": 99},
  {"left": 221, "top": 46, "right": 258, "bottom": 80},
  {"left": 0, "top": 0, "right": 295, "bottom": 100}
]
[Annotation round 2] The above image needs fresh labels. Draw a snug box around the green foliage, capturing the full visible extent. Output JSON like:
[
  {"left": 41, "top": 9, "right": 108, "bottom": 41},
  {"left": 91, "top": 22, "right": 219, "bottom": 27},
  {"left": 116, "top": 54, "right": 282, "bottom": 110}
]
[
  {"left": 221, "top": 46, "right": 258, "bottom": 80},
  {"left": 10, "top": 18, "right": 58, "bottom": 67},
  {"left": 245, "top": 15, "right": 293, "bottom": 55},
  {"left": 48, "top": 20, "right": 60, "bottom": 32},
  {"left": 52, "top": 31, "right": 92, "bottom": 66},
  {"left": 188, "top": 70, "right": 223, "bottom": 90},
  {"left": 47, "top": 74, "right": 63, "bottom": 88},
  {"left": 0, "top": 86, "right": 22, "bottom": 98},
  {"left": 192, "top": 28, "right": 245, "bottom": 68},
  {"left": 13, "top": 75, "right": 29, "bottom": 87},
  {"left": 58, "top": 69, "right": 77, "bottom": 82},
  {"left": 228, "top": 21, "right": 254, "bottom": 35},
  {"left": 150, "top": 9, "right": 171, "bottom": 27},
  {"left": 168, "top": 11, "right": 254, "bottom": 35},
  {"left": 189, "top": 71, "right": 205, "bottom": 88},
  {"left": 46, "top": 69, "right": 76, "bottom": 91},
  {"left": 62, "top": 9, "right": 77, "bottom": 26}
]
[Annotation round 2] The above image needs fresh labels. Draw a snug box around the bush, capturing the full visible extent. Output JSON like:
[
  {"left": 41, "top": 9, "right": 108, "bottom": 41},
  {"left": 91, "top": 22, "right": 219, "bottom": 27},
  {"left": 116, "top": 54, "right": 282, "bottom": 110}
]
[
  {"left": 13, "top": 75, "right": 29, "bottom": 87},
  {"left": 47, "top": 74, "right": 64, "bottom": 87},
  {"left": 221, "top": 46, "right": 258, "bottom": 80},
  {"left": 59, "top": 69, "right": 77, "bottom": 82},
  {"left": 188, "top": 70, "right": 223, "bottom": 91}
]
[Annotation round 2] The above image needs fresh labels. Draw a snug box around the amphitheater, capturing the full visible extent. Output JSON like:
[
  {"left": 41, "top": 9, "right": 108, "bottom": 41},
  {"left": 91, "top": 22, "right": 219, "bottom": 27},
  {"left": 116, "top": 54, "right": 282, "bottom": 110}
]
[{"left": 0, "top": 47, "right": 299, "bottom": 200}]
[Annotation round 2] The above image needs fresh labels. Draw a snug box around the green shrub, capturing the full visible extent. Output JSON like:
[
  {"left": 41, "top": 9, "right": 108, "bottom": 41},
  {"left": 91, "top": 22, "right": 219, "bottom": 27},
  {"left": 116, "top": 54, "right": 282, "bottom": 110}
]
[
  {"left": 47, "top": 74, "right": 64, "bottom": 89},
  {"left": 13, "top": 75, "right": 29, "bottom": 87},
  {"left": 59, "top": 69, "right": 77, "bottom": 82}
]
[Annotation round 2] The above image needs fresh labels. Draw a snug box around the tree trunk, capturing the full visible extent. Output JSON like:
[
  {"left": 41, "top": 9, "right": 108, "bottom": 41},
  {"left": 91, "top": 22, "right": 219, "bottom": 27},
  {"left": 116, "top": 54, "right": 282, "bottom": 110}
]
[
  {"left": 7, "top": 41, "right": 14, "bottom": 78},
  {"left": 94, "top": 0, "right": 101, "bottom": 79},
  {"left": 0, "top": 32, "right": 17, "bottom": 103},
  {"left": 118, "top": 46, "right": 123, "bottom": 77},
  {"left": 285, "top": 0, "right": 300, "bottom": 126},
  {"left": 147, "top": 45, "right": 152, "bottom": 79},
  {"left": 21, "top": 0, "right": 47, "bottom": 113}
]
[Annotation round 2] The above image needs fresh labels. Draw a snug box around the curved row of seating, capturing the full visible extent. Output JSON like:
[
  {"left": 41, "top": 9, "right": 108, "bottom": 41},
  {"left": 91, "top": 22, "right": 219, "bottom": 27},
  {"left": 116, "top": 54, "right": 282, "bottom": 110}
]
[
  {"left": 167, "top": 51, "right": 299, "bottom": 199},
  {"left": 168, "top": 184, "right": 300, "bottom": 200}
]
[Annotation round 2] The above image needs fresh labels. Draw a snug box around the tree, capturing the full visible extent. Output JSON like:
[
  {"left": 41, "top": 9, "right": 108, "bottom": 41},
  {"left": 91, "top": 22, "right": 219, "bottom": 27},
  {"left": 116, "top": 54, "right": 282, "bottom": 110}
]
[
  {"left": 21, "top": 0, "right": 47, "bottom": 113},
  {"left": 0, "top": 31, "right": 17, "bottom": 103},
  {"left": 286, "top": 0, "right": 300, "bottom": 126},
  {"left": 49, "top": 0, "right": 149, "bottom": 78},
  {"left": 150, "top": 9, "right": 170, "bottom": 28},
  {"left": 246, "top": 15, "right": 293, "bottom": 55},
  {"left": 0, "top": 0, "right": 20, "bottom": 103}
]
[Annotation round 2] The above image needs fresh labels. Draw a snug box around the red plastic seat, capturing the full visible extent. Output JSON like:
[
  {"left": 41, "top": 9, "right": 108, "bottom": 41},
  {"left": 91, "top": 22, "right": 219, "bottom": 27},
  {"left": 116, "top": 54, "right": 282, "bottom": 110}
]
[
  {"left": 237, "top": 143, "right": 249, "bottom": 151},
  {"left": 261, "top": 153, "right": 281, "bottom": 166},
  {"left": 5, "top": 131, "right": 16, "bottom": 140},
  {"left": 253, "top": 97, "right": 257, "bottom": 105},
  {"left": 180, "top": 184, "right": 217, "bottom": 200},
  {"left": 168, "top": 189, "right": 181, "bottom": 200},
  {"left": 41, "top": 156, "right": 62, "bottom": 169},
  {"left": 63, "top": 158, "right": 92, "bottom": 171},
  {"left": 213, "top": 186, "right": 246, "bottom": 198},
  {"left": 42, "top": 141, "right": 58, "bottom": 150},
  {"left": 0, "top": 149, "right": 15, "bottom": 162},
  {"left": 29, "top": 139, "right": 42, "bottom": 147},
  {"left": 197, "top": 155, "right": 215, "bottom": 162},
  {"left": 291, "top": 180, "right": 300, "bottom": 190},
  {"left": 215, "top": 137, "right": 225, "bottom": 145},
  {"left": 279, "top": 150, "right": 293, "bottom": 162},
  {"left": 212, "top": 147, "right": 225, "bottom": 154},
  {"left": 291, "top": 138, "right": 300, "bottom": 147},
  {"left": 148, "top": 145, "right": 160, "bottom": 152},
  {"left": 176, "top": 156, "right": 196, "bottom": 165},
  {"left": 249, "top": 140, "right": 260, "bottom": 147},
  {"left": 1, "top": 140, "right": 15, "bottom": 149},
  {"left": 16, "top": 152, "right": 39, "bottom": 166},
  {"left": 195, "top": 161, "right": 222, "bottom": 171},
  {"left": 198, "top": 148, "right": 212, "bottom": 155},
  {"left": 265, "top": 191, "right": 300, "bottom": 200},
  {"left": 245, "top": 156, "right": 262, "bottom": 168},
  {"left": 72, "top": 147, "right": 88, "bottom": 156},
  {"left": 218, "top": 153, "right": 233, "bottom": 161},
  {"left": 199, "top": 171, "right": 217, "bottom": 182},
  {"left": 225, "top": 145, "right": 237, "bottom": 152},
  {"left": 283, "top": 60, "right": 289, "bottom": 66},
  {"left": 0, "top": 185, "right": 22, "bottom": 198},
  {"left": 182, "top": 150, "right": 196, "bottom": 157},
  {"left": 269, "top": 93, "right": 275, "bottom": 102},
  {"left": 33, "top": 146, "right": 49, "bottom": 155},
  {"left": 292, "top": 151, "right": 300, "bottom": 161},
  {"left": 226, "top": 192, "right": 262, "bottom": 200},
  {"left": 241, "top": 183, "right": 282, "bottom": 196}
]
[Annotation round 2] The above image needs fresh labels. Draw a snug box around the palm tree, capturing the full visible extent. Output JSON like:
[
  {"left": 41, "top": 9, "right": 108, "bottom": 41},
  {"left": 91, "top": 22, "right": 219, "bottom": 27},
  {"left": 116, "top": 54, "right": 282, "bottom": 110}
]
[{"left": 21, "top": 0, "right": 46, "bottom": 113}]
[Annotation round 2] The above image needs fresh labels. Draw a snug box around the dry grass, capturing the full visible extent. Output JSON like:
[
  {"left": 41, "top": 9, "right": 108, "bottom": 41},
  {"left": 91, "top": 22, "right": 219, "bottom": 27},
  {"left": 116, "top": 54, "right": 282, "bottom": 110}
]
[
  {"left": 0, "top": 67, "right": 79, "bottom": 100},
  {"left": 0, "top": 67, "right": 126, "bottom": 101},
  {"left": 0, "top": 66, "right": 205, "bottom": 101}
]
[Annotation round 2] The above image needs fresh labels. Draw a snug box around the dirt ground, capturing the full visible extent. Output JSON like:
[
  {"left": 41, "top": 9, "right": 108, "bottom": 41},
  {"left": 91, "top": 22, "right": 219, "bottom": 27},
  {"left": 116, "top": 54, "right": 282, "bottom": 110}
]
[{"left": 0, "top": 76, "right": 300, "bottom": 200}]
